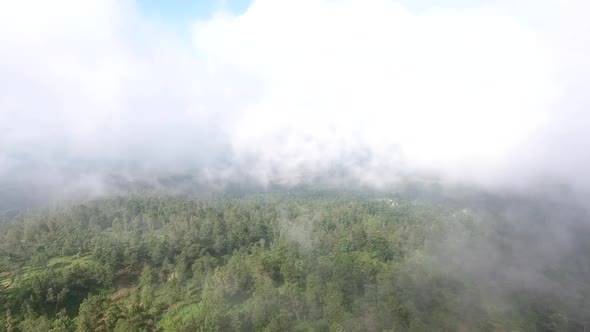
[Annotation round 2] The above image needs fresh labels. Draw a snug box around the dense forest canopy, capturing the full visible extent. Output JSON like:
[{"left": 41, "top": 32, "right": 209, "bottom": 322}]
[{"left": 0, "top": 188, "right": 588, "bottom": 331}]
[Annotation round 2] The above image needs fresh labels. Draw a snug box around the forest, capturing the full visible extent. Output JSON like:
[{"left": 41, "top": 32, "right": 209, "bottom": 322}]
[{"left": 0, "top": 188, "right": 588, "bottom": 331}]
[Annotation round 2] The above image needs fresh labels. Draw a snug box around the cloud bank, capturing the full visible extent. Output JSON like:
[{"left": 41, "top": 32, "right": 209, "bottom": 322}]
[{"left": 0, "top": 0, "right": 589, "bottom": 195}]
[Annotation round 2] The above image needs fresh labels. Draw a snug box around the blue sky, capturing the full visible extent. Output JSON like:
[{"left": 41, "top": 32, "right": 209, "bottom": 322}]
[{"left": 138, "top": 0, "right": 252, "bottom": 22}]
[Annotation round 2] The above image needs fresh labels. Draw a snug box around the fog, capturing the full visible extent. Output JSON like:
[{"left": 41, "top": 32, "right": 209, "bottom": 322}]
[{"left": 0, "top": 0, "right": 589, "bottom": 197}]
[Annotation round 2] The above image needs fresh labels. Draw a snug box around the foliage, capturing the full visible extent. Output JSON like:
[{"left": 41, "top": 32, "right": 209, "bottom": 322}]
[{"left": 0, "top": 191, "right": 587, "bottom": 331}]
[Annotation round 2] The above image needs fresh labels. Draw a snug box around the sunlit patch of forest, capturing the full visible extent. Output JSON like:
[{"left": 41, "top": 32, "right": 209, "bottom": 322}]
[{"left": 0, "top": 190, "right": 588, "bottom": 331}]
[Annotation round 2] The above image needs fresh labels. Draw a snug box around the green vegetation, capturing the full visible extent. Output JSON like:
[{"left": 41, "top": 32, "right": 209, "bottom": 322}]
[{"left": 0, "top": 191, "right": 587, "bottom": 331}]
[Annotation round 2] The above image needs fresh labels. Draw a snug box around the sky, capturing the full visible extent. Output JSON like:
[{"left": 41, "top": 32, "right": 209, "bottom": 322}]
[
  {"left": 139, "top": 0, "right": 252, "bottom": 19},
  {"left": 0, "top": 0, "right": 589, "bottom": 195},
  {"left": 138, "top": 0, "right": 252, "bottom": 36}
]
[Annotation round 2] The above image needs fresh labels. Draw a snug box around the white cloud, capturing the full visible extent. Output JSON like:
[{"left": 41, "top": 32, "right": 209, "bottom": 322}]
[
  {"left": 194, "top": 0, "right": 565, "bottom": 187},
  {"left": 0, "top": 0, "right": 220, "bottom": 166},
  {"left": 0, "top": 0, "right": 589, "bottom": 192}
]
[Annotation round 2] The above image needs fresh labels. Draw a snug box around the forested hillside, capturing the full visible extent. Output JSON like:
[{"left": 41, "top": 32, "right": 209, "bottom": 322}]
[{"left": 0, "top": 191, "right": 588, "bottom": 331}]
